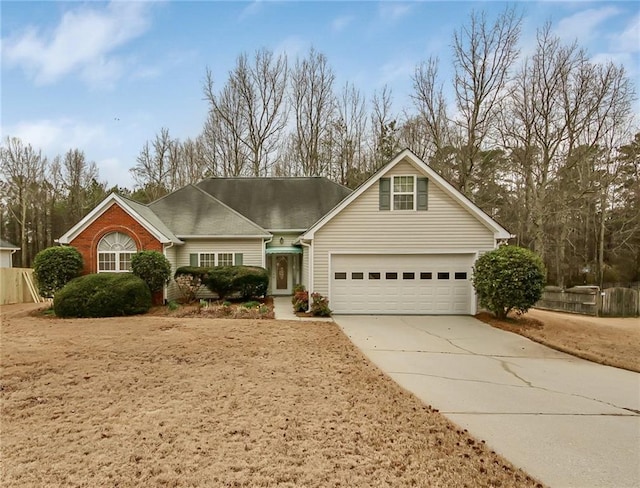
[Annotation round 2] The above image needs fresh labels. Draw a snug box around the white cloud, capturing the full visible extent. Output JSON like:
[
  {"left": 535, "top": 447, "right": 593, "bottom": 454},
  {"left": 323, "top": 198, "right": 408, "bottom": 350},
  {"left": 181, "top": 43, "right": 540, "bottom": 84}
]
[
  {"left": 273, "top": 36, "right": 308, "bottom": 61},
  {"left": 239, "top": 1, "right": 265, "bottom": 20},
  {"left": 97, "top": 157, "right": 130, "bottom": 188},
  {"left": 2, "top": 1, "right": 152, "bottom": 86},
  {"left": 378, "top": 2, "right": 413, "bottom": 22},
  {"left": 609, "top": 12, "right": 640, "bottom": 53},
  {"left": 331, "top": 15, "right": 354, "bottom": 33},
  {"left": 588, "top": 12, "right": 639, "bottom": 80},
  {"left": 553, "top": 6, "right": 620, "bottom": 45},
  {"left": 377, "top": 59, "right": 415, "bottom": 87},
  {"left": 1, "top": 119, "right": 107, "bottom": 159}
]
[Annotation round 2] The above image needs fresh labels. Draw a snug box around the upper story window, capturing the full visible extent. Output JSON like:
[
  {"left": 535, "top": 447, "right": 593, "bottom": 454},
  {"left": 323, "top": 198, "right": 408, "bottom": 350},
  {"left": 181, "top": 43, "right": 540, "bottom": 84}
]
[
  {"left": 97, "top": 232, "right": 137, "bottom": 272},
  {"left": 379, "top": 176, "right": 428, "bottom": 211},
  {"left": 393, "top": 176, "right": 415, "bottom": 210}
]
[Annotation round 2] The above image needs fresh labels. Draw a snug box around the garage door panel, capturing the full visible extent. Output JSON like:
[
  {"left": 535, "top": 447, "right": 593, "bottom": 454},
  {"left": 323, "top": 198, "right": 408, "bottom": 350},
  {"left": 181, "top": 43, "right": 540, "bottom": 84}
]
[{"left": 331, "top": 254, "right": 473, "bottom": 315}]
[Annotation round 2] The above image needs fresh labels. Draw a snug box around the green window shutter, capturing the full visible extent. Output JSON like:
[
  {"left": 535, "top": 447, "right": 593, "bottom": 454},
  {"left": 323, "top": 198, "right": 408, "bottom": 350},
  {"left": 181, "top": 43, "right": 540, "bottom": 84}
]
[
  {"left": 379, "top": 178, "right": 391, "bottom": 210},
  {"left": 417, "top": 178, "right": 428, "bottom": 210},
  {"left": 190, "top": 253, "right": 199, "bottom": 266},
  {"left": 234, "top": 253, "right": 243, "bottom": 265}
]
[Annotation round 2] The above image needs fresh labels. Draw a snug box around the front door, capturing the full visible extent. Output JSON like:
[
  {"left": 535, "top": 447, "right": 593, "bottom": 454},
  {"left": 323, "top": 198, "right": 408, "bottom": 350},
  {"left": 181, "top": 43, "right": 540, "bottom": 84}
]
[{"left": 276, "top": 256, "right": 288, "bottom": 290}]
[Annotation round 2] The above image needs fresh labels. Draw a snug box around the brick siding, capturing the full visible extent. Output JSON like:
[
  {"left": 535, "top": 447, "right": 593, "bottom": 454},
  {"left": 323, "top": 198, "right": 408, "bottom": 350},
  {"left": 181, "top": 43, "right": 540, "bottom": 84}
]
[{"left": 70, "top": 202, "right": 163, "bottom": 275}]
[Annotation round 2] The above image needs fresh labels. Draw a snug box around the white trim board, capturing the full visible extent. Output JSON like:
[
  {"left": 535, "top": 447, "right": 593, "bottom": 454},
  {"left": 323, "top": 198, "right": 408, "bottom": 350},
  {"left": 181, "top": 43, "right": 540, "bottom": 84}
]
[{"left": 58, "top": 193, "right": 177, "bottom": 245}]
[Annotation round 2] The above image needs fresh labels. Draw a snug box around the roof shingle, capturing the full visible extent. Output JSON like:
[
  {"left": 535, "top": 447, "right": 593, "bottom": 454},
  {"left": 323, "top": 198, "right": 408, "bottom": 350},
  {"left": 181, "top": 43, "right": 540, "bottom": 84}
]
[{"left": 195, "top": 177, "right": 352, "bottom": 230}]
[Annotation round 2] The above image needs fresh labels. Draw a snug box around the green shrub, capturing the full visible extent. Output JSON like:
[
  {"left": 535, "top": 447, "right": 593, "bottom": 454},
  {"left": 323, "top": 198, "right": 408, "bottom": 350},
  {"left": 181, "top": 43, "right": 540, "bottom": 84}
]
[
  {"left": 204, "top": 266, "right": 237, "bottom": 300},
  {"left": 54, "top": 273, "right": 152, "bottom": 318},
  {"left": 472, "top": 245, "right": 546, "bottom": 319},
  {"left": 131, "top": 250, "right": 171, "bottom": 293},
  {"left": 33, "top": 246, "right": 84, "bottom": 298},
  {"left": 242, "top": 301, "right": 261, "bottom": 308},
  {"left": 310, "top": 292, "right": 332, "bottom": 317},
  {"left": 203, "top": 266, "right": 269, "bottom": 300},
  {"left": 234, "top": 266, "right": 269, "bottom": 300}
]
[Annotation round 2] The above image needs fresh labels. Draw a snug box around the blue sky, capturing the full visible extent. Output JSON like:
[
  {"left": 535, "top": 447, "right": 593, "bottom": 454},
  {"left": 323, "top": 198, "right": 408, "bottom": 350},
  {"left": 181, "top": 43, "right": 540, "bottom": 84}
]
[{"left": 2, "top": 1, "right": 638, "bottom": 189}]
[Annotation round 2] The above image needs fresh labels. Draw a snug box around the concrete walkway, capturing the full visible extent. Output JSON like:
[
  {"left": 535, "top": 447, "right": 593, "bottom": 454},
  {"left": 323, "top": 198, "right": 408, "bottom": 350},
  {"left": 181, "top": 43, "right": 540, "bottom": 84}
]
[
  {"left": 272, "top": 296, "right": 333, "bottom": 322},
  {"left": 334, "top": 315, "right": 640, "bottom": 488}
]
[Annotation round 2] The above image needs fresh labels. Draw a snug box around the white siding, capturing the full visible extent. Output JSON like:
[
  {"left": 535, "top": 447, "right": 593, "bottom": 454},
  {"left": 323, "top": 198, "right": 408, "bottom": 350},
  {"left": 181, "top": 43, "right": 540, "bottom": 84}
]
[
  {"left": 301, "top": 246, "right": 309, "bottom": 289},
  {"left": 312, "top": 159, "right": 496, "bottom": 297},
  {"left": 167, "top": 238, "right": 264, "bottom": 301}
]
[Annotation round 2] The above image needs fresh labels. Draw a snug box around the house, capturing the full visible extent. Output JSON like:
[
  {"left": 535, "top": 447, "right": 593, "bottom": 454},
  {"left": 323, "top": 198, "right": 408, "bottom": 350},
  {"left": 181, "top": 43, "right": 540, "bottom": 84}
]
[
  {"left": 58, "top": 149, "right": 511, "bottom": 314},
  {"left": 0, "top": 239, "right": 20, "bottom": 268}
]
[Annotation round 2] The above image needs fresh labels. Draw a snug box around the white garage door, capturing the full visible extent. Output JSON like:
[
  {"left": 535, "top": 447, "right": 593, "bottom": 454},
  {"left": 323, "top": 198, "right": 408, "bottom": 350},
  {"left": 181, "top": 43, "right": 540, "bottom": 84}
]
[{"left": 330, "top": 254, "right": 475, "bottom": 314}]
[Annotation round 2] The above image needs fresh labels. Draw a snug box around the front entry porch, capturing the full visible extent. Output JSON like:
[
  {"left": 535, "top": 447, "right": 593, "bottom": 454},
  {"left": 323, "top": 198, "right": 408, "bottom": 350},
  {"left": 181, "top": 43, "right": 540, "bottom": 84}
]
[{"left": 266, "top": 247, "right": 302, "bottom": 296}]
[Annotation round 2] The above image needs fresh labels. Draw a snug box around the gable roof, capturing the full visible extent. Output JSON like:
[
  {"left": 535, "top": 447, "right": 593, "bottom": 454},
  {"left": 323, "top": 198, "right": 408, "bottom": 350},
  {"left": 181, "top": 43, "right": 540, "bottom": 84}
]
[
  {"left": 0, "top": 239, "right": 20, "bottom": 250},
  {"left": 149, "top": 185, "right": 271, "bottom": 238},
  {"left": 57, "top": 193, "right": 181, "bottom": 245},
  {"left": 196, "top": 177, "right": 352, "bottom": 230},
  {"left": 301, "top": 148, "right": 512, "bottom": 240}
]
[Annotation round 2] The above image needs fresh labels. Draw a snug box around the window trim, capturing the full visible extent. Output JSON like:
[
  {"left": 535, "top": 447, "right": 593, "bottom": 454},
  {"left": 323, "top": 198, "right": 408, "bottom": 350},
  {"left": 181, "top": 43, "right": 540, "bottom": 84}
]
[
  {"left": 97, "top": 232, "right": 137, "bottom": 273},
  {"left": 198, "top": 252, "right": 239, "bottom": 267},
  {"left": 391, "top": 175, "right": 416, "bottom": 211}
]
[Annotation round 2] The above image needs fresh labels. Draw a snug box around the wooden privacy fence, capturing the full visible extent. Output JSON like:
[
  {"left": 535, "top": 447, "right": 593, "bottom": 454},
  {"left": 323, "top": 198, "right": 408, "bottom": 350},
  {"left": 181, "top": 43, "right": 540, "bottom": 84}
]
[
  {"left": 600, "top": 287, "right": 639, "bottom": 317},
  {"left": 0, "top": 268, "right": 45, "bottom": 305},
  {"left": 536, "top": 286, "right": 639, "bottom": 317},
  {"left": 536, "top": 286, "right": 600, "bottom": 316}
]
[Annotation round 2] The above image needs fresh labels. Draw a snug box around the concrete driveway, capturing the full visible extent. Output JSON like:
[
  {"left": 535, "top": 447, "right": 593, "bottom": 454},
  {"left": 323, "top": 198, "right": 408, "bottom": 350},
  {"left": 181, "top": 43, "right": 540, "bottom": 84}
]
[{"left": 334, "top": 315, "right": 640, "bottom": 488}]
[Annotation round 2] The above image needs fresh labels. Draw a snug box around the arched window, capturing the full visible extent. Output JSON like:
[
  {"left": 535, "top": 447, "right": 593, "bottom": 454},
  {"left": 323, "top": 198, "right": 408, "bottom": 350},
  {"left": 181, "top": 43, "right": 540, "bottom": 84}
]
[{"left": 97, "top": 232, "right": 137, "bottom": 272}]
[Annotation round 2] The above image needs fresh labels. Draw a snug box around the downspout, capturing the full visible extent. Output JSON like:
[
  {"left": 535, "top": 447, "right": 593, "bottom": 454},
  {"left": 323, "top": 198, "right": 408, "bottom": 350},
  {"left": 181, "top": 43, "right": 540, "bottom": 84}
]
[
  {"left": 263, "top": 236, "right": 273, "bottom": 296},
  {"left": 300, "top": 239, "right": 312, "bottom": 313},
  {"left": 262, "top": 236, "right": 273, "bottom": 268},
  {"left": 163, "top": 242, "right": 174, "bottom": 304}
]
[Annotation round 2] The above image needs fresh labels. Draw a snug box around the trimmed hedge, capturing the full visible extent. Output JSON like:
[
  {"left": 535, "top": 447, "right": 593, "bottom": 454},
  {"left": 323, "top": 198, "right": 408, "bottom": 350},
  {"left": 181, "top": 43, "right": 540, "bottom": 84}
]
[
  {"left": 205, "top": 266, "right": 269, "bottom": 300},
  {"left": 174, "top": 266, "right": 211, "bottom": 281},
  {"left": 33, "top": 246, "right": 84, "bottom": 298},
  {"left": 54, "top": 273, "right": 152, "bottom": 318},
  {"left": 131, "top": 251, "right": 171, "bottom": 293}
]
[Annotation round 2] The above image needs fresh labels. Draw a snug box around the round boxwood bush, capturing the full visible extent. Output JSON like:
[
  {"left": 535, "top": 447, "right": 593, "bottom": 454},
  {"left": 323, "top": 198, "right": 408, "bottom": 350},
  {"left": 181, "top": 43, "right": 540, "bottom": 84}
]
[
  {"left": 204, "top": 266, "right": 269, "bottom": 300},
  {"left": 131, "top": 250, "right": 171, "bottom": 293},
  {"left": 33, "top": 246, "right": 84, "bottom": 298},
  {"left": 54, "top": 273, "right": 152, "bottom": 318},
  {"left": 472, "top": 245, "right": 546, "bottom": 319}
]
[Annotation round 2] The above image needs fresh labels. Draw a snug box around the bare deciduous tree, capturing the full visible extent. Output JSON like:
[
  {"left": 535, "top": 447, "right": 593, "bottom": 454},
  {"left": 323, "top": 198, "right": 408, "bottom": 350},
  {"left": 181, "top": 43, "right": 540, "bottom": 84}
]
[
  {"left": 290, "top": 47, "right": 336, "bottom": 176},
  {"left": 452, "top": 7, "right": 521, "bottom": 194},
  {"left": 130, "top": 127, "right": 176, "bottom": 201},
  {"left": 0, "top": 136, "right": 46, "bottom": 266},
  {"left": 203, "top": 49, "right": 288, "bottom": 177}
]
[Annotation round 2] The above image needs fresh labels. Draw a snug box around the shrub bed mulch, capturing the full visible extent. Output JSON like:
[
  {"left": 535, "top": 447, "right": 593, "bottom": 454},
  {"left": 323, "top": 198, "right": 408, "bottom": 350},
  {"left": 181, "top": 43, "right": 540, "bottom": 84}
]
[{"left": 151, "top": 296, "right": 275, "bottom": 320}]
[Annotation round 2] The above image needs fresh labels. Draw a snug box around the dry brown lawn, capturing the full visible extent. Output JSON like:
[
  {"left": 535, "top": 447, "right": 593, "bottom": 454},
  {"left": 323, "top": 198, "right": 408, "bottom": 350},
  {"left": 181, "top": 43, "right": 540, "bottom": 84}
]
[
  {"left": 0, "top": 303, "right": 542, "bottom": 488},
  {"left": 477, "top": 308, "right": 640, "bottom": 373}
]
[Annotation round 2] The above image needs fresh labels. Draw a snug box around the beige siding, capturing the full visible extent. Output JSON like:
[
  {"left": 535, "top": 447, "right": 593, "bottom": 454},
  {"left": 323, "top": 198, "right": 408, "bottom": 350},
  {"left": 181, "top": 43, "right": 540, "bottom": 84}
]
[
  {"left": 266, "top": 233, "right": 300, "bottom": 248},
  {"left": 167, "top": 238, "right": 264, "bottom": 301},
  {"left": 302, "top": 246, "right": 309, "bottom": 289},
  {"left": 164, "top": 244, "right": 179, "bottom": 301},
  {"left": 312, "top": 158, "right": 496, "bottom": 296}
]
